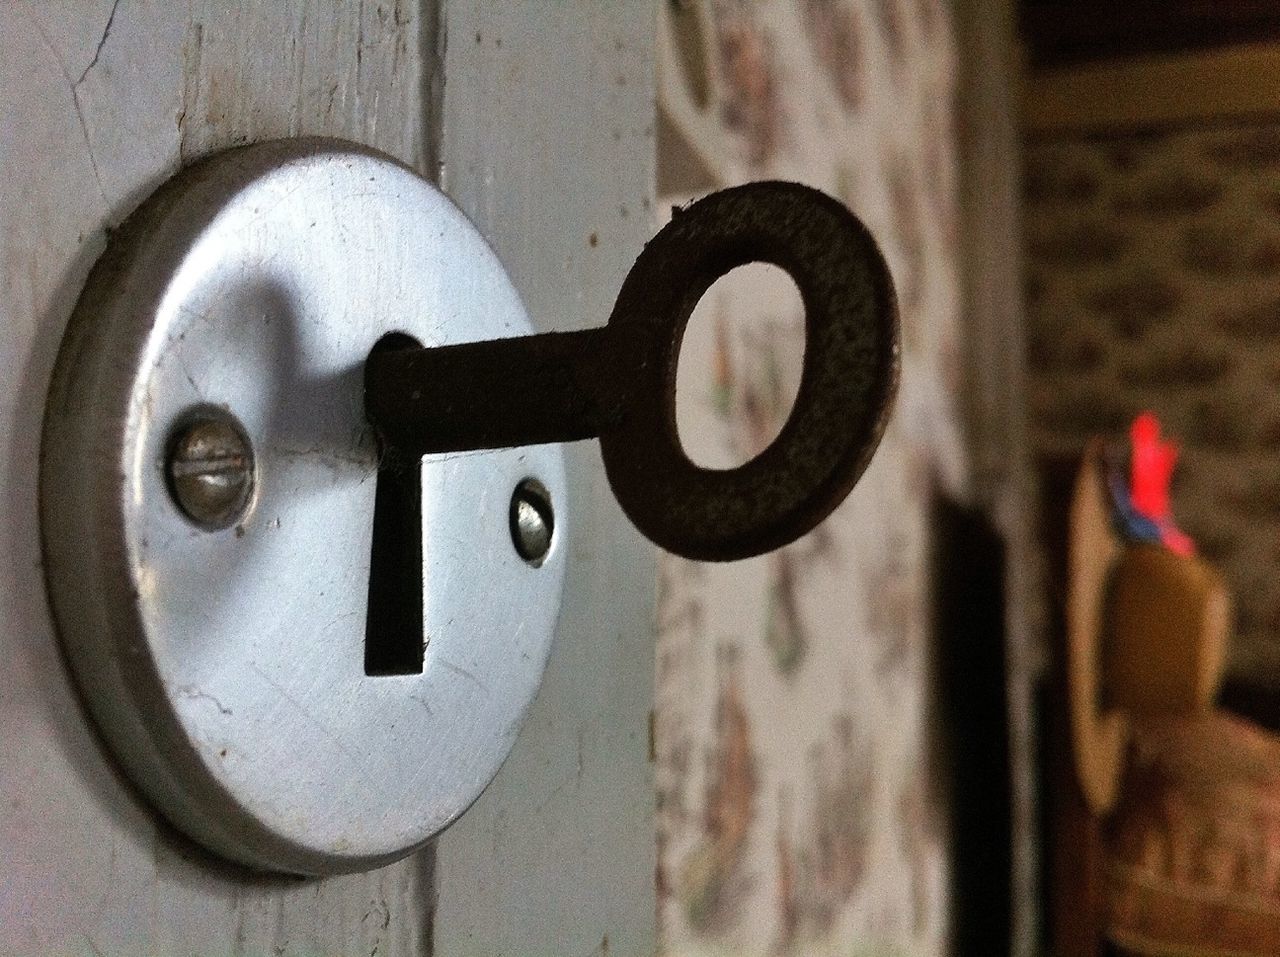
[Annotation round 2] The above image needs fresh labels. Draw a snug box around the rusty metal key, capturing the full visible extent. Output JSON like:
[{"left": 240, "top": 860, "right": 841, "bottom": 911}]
[{"left": 364, "top": 181, "right": 900, "bottom": 562}]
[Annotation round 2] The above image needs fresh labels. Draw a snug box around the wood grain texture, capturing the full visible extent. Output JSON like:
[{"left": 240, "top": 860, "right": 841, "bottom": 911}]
[
  {"left": 429, "top": 3, "right": 658, "bottom": 956},
  {"left": 178, "top": 0, "right": 429, "bottom": 165},
  {"left": 0, "top": 2, "right": 432, "bottom": 953}
]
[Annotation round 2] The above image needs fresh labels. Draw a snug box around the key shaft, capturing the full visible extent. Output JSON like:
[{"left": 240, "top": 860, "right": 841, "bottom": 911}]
[
  {"left": 363, "top": 181, "right": 900, "bottom": 562},
  {"left": 365, "top": 326, "right": 654, "bottom": 455}
]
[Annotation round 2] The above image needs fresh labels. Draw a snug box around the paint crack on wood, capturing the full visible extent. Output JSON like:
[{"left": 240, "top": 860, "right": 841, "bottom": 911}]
[
  {"left": 178, "top": 22, "right": 204, "bottom": 145},
  {"left": 66, "top": 0, "right": 121, "bottom": 205},
  {"left": 77, "top": 0, "right": 122, "bottom": 87},
  {"left": 21, "top": 1, "right": 108, "bottom": 205}
]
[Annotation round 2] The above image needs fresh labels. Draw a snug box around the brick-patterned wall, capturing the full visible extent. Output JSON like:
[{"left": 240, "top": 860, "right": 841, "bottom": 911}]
[{"left": 1025, "top": 124, "right": 1280, "bottom": 685}]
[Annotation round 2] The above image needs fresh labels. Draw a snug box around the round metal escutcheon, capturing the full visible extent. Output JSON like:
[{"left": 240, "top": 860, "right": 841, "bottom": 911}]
[{"left": 40, "top": 139, "right": 567, "bottom": 875}]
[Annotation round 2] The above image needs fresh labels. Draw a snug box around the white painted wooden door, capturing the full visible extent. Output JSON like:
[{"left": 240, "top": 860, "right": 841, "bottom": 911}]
[{"left": 0, "top": 3, "right": 655, "bottom": 954}]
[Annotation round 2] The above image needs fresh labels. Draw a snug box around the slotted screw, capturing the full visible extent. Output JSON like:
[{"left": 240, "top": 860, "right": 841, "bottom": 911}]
[{"left": 166, "top": 413, "right": 255, "bottom": 531}]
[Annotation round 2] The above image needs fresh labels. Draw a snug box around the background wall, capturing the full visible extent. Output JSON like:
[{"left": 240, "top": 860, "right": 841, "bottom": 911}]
[
  {"left": 1024, "top": 121, "right": 1280, "bottom": 687},
  {"left": 653, "top": 1, "right": 974, "bottom": 953}
]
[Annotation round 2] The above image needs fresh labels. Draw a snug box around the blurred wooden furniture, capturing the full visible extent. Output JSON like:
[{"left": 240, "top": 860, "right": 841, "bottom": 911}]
[{"left": 1053, "top": 440, "right": 1280, "bottom": 955}]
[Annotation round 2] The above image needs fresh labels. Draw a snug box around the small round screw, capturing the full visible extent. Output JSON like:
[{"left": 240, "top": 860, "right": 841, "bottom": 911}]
[
  {"left": 166, "top": 412, "right": 255, "bottom": 531},
  {"left": 510, "top": 479, "right": 554, "bottom": 566}
]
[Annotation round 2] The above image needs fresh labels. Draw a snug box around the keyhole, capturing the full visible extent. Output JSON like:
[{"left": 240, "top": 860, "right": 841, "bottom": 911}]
[{"left": 365, "top": 333, "right": 425, "bottom": 676}]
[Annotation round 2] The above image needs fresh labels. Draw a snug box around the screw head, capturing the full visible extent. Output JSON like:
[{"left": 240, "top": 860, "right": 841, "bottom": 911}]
[
  {"left": 166, "top": 412, "right": 255, "bottom": 531},
  {"left": 510, "top": 479, "right": 554, "bottom": 566}
]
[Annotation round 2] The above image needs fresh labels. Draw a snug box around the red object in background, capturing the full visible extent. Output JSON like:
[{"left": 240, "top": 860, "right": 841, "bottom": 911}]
[
  {"left": 1129, "top": 412, "right": 1194, "bottom": 557},
  {"left": 1130, "top": 413, "right": 1176, "bottom": 519}
]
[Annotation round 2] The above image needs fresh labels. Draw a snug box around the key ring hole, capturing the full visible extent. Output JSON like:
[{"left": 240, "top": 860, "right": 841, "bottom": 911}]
[
  {"left": 602, "top": 181, "right": 899, "bottom": 561},
  {"left": 675, "top": 262, "right": 805, "bottom": 471}
]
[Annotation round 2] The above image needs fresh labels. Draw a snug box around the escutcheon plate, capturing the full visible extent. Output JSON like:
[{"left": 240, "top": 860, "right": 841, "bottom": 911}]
[{"left": 40, "top": 139, "right": 567, "bottom": 875}]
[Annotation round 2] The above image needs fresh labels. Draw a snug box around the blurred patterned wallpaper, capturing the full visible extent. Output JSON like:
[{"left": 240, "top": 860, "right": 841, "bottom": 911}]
[
  {"left": 1024, "top": 125, "right": 1280, "bottom": 687},
  {"left": 655, "top": 1, "right": 968, "bottom": 954}
]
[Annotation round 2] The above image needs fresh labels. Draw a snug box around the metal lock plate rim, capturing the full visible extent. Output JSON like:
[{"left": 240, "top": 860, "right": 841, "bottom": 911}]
[{"left": 40, "top": 138, "right": 567, "bottom": 874}]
